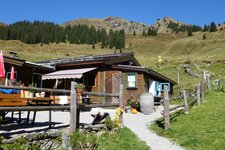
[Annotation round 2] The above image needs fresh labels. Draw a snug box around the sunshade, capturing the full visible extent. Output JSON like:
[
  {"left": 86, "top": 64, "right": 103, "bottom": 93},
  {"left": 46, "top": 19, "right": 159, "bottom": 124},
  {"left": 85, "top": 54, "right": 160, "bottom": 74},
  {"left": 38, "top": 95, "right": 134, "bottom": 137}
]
[
  {"left": 0, "top": 50, "right": 5, "bottom": 78},
  {"left": 10, "top": 66, "right": 15, "bottom": 80},
  {"left": 42, "top": 67, "right": 96, "bottom": 80}
]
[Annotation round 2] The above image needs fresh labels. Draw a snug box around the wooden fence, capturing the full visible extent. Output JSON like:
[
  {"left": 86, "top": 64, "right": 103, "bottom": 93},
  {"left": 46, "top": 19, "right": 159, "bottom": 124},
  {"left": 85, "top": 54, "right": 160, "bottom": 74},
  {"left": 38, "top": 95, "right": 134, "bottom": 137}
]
[
  {"left": 0, "top": 82, "right": 124, "bottom": 133},
  {"left": 163, "top": 78, "right": 209, "bottom": 130}
]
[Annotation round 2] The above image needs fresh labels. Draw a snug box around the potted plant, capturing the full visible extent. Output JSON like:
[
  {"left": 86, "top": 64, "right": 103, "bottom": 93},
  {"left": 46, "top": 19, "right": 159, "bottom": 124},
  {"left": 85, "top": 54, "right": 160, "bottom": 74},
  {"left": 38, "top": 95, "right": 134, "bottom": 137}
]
[
  {"left": 127, "top": 96, "right": 140, "bottom": 114},
  {"left": 75, "top": 83, "right": 86, "bottom": 96}
]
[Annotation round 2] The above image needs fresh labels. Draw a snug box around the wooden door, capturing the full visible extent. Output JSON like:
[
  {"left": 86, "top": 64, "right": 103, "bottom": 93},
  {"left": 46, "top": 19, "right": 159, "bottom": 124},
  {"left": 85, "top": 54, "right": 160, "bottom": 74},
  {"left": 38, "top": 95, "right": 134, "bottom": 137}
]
[{"left": 105, "top": 71, "right": 120, "bottom": 104}]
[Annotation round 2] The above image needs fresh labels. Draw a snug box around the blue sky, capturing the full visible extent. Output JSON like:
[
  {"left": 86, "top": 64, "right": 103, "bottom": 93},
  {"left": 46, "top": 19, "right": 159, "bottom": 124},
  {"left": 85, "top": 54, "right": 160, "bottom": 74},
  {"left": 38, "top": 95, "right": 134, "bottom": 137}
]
[{"left": 1, "top": 0, "right": 225, "bottom": 26}]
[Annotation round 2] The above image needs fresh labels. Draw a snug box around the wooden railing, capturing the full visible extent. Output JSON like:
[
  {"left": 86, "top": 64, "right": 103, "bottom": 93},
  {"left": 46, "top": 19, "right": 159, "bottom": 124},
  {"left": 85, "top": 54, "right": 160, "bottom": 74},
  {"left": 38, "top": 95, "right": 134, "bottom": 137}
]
[
  {"left": 163, "top": 79, "right": 208, "bottom": 130},
  {"left": 0, "top": 82, "right": 124, "bottom": 133}
]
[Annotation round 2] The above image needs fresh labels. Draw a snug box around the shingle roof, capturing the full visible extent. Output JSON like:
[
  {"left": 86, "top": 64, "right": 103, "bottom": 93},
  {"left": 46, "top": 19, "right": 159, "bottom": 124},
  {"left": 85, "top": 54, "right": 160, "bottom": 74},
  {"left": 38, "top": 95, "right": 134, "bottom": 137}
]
[{"left": 36, "top": 52, "right": 140, "bottom": 67}]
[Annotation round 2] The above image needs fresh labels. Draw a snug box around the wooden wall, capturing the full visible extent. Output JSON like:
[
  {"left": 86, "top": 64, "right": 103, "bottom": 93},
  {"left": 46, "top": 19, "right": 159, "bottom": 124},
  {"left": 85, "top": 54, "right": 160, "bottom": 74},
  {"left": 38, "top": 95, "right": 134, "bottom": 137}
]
[
  {"left": 88, "top": 70, "right": 148, "bottom": 105},
  {"left": 121, "top": 72, "right": 147, "bottom": 105}
]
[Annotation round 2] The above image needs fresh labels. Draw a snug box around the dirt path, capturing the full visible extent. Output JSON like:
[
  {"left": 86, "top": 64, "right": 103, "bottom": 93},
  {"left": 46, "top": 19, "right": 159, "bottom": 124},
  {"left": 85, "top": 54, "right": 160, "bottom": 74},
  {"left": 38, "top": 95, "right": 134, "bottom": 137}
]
[
  {"left": 1, "top": 107, "right": 183, "bottom": 150},
  {"left": 123, "top": 106, "right": 184, "bottom": 150}
]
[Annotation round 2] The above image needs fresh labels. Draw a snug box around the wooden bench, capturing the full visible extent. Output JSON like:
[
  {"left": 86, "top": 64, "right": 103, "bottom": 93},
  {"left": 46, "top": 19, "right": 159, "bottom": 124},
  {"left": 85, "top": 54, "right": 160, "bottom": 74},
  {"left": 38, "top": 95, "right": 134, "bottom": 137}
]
[{"left": 0, "top": 93, "right": 27, "bottom": 106}]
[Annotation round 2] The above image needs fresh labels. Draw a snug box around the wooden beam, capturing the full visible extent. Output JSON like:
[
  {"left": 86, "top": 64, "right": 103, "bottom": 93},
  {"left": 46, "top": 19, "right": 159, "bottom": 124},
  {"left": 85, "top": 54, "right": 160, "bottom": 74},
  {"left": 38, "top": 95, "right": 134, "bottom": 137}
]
[
  {"left": 196, "top": 85, "right": 201, "bottom": 107},
  {"left": 200, "top": 80, "right": 205, "bottom": 103},
  {"left": 0, "top": 106, "right": 70, "bottom": 111},
  {"left": 164, "top": 85, "right": 170, "bottom": 130},
  {"left": 0, "top": 85, "right": 119, "bottom": 97},
  {"left": 183, "top": 90, "right": 189, "bottom": 114},
  {"left": 119, "top": 84, "right": 124, "bottom": 124},
  {"left": 70, "top": 82, "right": 77, "bottom": 133},
  {"left": 0, "top": 104, "right": 119, "bottom": 112}
]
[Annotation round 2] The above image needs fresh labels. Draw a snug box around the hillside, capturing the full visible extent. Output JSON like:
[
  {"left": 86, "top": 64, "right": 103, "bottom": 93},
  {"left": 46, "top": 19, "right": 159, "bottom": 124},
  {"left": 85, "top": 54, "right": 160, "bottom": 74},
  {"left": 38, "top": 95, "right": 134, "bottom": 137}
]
[
  {"left": 151, "top": 17, "right": 189, "bottom": 33},
  {"left": 0, "top": 22, "right": 6, "bottom": 27},
  {"left": 61, "top": 16, "right": 198, "bottom": 34},
  {"left": 61, "top": 16, "right": 150, "bottom": 35},
  {"left": 1, "top": 29, "right": 225, "bottom": 94}
]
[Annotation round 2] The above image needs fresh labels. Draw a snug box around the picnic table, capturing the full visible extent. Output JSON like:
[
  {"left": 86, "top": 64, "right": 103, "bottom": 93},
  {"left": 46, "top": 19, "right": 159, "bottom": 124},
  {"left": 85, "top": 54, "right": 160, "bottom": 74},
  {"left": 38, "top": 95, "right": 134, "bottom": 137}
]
[{"left": 0, "top": 93, "right": 59, "bottom": 127}]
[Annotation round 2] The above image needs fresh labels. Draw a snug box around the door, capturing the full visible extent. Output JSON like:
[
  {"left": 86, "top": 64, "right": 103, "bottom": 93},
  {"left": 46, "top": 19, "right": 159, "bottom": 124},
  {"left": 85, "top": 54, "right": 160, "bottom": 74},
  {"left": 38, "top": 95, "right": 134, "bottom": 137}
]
[{"left": 105, "top": 71, "right": 120, "bottom": 104}]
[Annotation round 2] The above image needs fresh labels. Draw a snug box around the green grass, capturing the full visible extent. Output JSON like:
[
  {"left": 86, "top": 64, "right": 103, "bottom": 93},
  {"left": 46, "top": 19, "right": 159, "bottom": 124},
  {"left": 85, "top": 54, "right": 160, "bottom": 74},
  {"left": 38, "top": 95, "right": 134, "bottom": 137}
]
[
  {"left": 151, "top": 91, "right": 225, "bottom": 150},
  {"left": 97, "top": 127, "right": 150, "bottom": 150}
]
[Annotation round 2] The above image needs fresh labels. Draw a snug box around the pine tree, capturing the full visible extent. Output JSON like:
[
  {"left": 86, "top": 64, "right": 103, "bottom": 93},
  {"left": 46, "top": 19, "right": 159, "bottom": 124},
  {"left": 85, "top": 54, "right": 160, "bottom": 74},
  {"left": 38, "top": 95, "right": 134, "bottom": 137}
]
[
  {"left": 187, "top": 28, "right": 193, "bottom": 36},
  {"left": 203, "top": 34, "right": 206, "bottom": 40},
  {"left": 109, "top": 29, "right": 114, "bottom": 49},
  {"left": 133, "top": 30, "right": 136, "bottom": 36},
  {"left": 210, "top": 22, "right": 218, "bottom": 32},
  {"left": 92, "top": 42, "right": 95, "bottom": 49},
  {"left": 203, "top": 24, "right": 210, "bottom": 32}
]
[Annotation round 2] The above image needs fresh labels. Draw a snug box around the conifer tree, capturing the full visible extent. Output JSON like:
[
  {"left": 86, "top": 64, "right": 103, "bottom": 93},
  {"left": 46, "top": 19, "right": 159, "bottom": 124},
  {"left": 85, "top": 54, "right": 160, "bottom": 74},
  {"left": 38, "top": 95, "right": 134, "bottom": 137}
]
[
  {"left": 133, "top": 30, "right": 136, "bottom": 36},
  {"left": 210, "top": 22, "right": 218, "bottom": 32},
  {"left": 203, "top": 34, "right": 206, "bottom": 40},
  {"left": 203, "top": 24, "right": 210, "bottom": 32},
  {"left": 187, "top": 28, "right": 193, "bottom": 36}
]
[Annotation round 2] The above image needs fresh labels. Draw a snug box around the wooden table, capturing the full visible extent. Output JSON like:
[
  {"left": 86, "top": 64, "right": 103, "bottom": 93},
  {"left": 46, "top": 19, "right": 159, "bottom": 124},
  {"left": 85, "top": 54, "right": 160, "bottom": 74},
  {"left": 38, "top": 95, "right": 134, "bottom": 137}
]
[
  {"left": 26, "top": 97, "right": 56, "bottom": 127},
  {"left": 0, "top": 95, "right": 58, "bottom": 127}
]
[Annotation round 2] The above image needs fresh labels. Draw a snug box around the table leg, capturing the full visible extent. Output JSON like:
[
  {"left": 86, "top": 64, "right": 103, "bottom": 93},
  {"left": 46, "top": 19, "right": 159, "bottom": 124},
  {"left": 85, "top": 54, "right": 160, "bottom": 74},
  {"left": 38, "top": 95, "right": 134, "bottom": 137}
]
[
  {"left": 49, "top": 110, "right": 52, "bottom": 128},
  {"left": 76, "top": 109, "right": 80, "bottom": 129},
  {"left": 27, "top": 111, "right": 30, "bottom": 124},
  {"left": 49, "top": 101, "right": 52, "bottom": 128},
  {"left": 11, "top": 111, "right": 14, "bottom": 123},
  {"left": 32, "top": 111, "right": 36, "bottom": 125},
  {"left": 19, "top": 111, "right": 21, "bottom": 124}
]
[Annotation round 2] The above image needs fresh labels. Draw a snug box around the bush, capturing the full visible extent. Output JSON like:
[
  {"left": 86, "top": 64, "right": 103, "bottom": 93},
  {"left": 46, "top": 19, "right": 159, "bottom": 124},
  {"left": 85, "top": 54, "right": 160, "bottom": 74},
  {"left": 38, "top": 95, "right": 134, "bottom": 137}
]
[{"left": 70, "top": 131, "right": 98, "bottom": 150}]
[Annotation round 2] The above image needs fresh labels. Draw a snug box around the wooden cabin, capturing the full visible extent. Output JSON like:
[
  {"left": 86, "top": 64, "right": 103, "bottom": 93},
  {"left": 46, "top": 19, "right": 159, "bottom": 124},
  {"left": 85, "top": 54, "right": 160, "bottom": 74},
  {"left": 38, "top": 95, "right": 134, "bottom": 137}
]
[
  {"left": 37, "top": 52, "right": 177, "bottom": 105},
  {"left": 1, "top": 52, "right": 176, "bottom": 105},
  {"left": 2, "top": 55, "right": 53, "bottom": 87}
]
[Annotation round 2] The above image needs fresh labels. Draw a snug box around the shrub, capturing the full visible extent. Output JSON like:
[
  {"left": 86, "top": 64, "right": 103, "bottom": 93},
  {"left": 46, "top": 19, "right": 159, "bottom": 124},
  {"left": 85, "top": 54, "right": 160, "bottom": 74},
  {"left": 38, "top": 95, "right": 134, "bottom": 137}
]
[
  {"left": 70, "top": 131, "right": 98, "bottom": 150},
  {"left": 105, "top": 116, "right": 115, "bottom": 130}
]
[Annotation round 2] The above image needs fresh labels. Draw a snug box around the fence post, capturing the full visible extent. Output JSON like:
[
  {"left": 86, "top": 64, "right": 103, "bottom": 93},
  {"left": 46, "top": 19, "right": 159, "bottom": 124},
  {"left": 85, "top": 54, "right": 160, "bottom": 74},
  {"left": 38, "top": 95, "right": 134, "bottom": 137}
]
[
  {"left": 197, "top": 85, "right": 201, "bottom": 107},
  {"left": 183, "top": 90, "right": 189, "bottom": 114},
  {"left": 206, "top": 75, "right": 211, "bottom": 90},
  {"left": 164, "top": 85, "right": 170, "bottom": 130},
  {"left": 200, "top": 80, "right": 205, "bottom": 103},
  {"left": 119, "top": 84, "right": 124, "bottom": 124},
  {"left": 70, "top": 81, "right": 77, "bottom": 133}
]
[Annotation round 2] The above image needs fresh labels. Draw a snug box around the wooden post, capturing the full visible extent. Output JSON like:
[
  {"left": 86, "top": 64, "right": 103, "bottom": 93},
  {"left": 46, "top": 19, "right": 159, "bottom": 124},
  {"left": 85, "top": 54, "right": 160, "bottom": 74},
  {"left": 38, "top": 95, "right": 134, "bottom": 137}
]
[
  {"left": 206, "top": 75, "right": 211, "bottom": 90},
  {"left": 196, "top": 85, "right": 201, "bottom": 107},
  {"left": 200, "top": 80, "right": 205, "bottom": 103},
  {"left": 119, "top": 84, "right": 124, "bottom": 108},
  {"left": 119, "top": 84, "right": 124, "bottom": 124},
  {"left": 183, "top": 90, "right": 188, "bottom": 114},
  {"left": 177, "top": 73, "right": 180, "bottom": 85},
  {"left": 163, "top": 85, "right": 170, "bottom": 130},
  {"left": 70, "top": 81, "right": 77, "bottom": 133}
]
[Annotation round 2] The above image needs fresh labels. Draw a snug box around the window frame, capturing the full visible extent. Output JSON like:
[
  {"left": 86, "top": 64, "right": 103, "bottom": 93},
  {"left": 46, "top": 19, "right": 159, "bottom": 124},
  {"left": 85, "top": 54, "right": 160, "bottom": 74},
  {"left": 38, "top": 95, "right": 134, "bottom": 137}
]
[{"left": 126, "top": 72, "right": 137, "bottom": 89}]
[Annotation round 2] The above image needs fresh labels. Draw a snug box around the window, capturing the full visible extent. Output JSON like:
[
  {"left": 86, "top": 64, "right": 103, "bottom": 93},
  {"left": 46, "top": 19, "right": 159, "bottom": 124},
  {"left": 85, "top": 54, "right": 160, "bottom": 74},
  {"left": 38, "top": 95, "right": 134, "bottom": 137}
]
[
  {"left": 84, "top": 73, "right": 96, "bottom": 87},
  {"left": 32, "top": 73, "right": 43, "bottom": 88},
  {"left": 126, "top": 72, "right": 137, "bottom": 88}
]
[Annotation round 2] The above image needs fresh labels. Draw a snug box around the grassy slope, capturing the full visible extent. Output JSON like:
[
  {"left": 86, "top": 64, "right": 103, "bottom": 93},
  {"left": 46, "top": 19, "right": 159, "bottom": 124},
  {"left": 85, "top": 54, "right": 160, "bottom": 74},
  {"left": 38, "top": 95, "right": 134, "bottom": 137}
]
[
  {"left": 98, "top": 127, "right": 149, "bottom": 150},
  {"left": 1, "top": 30, "right": 225, "bottom": 93},
  {"left": 151, "top": 91, "right": 225, "bottom": 150}
]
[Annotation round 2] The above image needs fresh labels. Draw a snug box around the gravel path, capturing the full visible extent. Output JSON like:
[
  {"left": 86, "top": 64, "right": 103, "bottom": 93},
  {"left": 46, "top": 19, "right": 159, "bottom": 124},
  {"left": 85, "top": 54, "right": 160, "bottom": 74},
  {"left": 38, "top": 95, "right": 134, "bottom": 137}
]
[
  {"left": 123, "top": 106, "right": 184, "bottom": 150},
  {"left": 1, "top": 107, "right": 183, "bottom": 150}
]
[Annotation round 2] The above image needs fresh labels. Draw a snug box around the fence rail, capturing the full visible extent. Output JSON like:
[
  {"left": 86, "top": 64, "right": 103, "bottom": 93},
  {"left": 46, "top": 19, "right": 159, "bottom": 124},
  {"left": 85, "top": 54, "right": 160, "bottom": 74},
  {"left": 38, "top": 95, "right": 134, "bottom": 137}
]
[
  {"left": 0, "top": 82, "right": 123, "bottom": 133},
  {"left": 163, "top": 78, "right": 208, "bottom": 130}
]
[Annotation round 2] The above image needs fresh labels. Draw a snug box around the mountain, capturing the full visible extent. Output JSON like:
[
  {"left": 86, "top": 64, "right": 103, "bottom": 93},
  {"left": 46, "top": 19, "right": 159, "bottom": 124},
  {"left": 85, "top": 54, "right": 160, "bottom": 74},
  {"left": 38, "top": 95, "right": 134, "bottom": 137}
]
[
  {"left": 151, "top": 17, "right": 190, "bottom": 33},
  {"left": 0, "top": 22, "right": 6, "bottom": 27},
  {"left": 61, "top": 16, "right": 150, "bottom": 34},
  {"left": 61, "top": 16, "right": 192, "bottom": 34}
]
